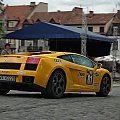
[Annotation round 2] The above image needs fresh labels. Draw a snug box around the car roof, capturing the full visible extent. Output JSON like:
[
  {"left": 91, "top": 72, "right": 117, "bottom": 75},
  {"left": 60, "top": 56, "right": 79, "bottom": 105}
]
[
  {"left": 31, "top": 51, "right": 76, "bottom": 57},
  {"left": 0, "top": 51, "right": 79, "bottom": 58}
]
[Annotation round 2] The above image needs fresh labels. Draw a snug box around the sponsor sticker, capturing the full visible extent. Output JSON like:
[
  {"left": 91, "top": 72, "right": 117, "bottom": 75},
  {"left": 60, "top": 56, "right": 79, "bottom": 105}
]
[
  {"left": 54, "top": 59, "right": 62, "bottom": 64},
  {"left": 94, "top": 72, "right": 100, "bottom": 77},
  {"left": 17, "top": 71, "right": 26, "bottom": 75},
  {"left": 79, "top": 72, "right": 85, "bottom": 78},
  {"left": 0, "top": 70, "right": 10, "bottom": 74}
]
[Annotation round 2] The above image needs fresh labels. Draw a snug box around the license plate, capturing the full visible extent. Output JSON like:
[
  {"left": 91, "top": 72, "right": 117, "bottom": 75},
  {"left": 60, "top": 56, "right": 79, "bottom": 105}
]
[{"left": 0, "top": 76, "right": 16, "bottom": 82}]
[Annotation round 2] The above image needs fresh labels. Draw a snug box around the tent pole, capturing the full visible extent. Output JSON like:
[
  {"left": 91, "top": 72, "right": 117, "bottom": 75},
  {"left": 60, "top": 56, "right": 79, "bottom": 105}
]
[{"left": 81, "top": 11, "right": 87, "bottom": 56}]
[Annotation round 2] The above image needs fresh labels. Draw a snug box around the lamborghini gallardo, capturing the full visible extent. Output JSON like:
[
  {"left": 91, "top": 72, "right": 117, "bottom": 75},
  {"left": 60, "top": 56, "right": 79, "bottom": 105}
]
[{"left": 0, "top": 51, "right": 112, "bottom": 98}]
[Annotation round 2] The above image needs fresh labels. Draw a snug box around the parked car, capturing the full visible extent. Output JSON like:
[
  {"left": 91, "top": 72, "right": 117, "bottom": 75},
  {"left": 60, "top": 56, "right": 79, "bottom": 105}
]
[{"left": 0, "top": 51, "right": 112, "bottom": 98}]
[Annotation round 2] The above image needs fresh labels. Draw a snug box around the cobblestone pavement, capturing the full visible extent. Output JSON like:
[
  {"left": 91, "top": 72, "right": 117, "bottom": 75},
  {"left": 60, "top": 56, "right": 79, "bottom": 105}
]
[{"left": 0, "top": 86, "right": 120, "bottom": 120}]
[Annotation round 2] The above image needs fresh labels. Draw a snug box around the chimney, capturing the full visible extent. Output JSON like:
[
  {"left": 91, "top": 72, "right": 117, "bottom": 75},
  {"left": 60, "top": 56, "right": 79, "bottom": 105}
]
[
  {"left": 37, "top": 2, "right": 48, "bottom": 12},
  {"left": 27, "top": 2, "right": 48, "bottom": 19},
  {"left": 72, "top": 7, "right": 83, "bottom": 14},
  {"left": 117, "top": 10, "right": 120, "bottom": 19},
  {"left": 57, "top": 10, "right": 61, "bottom": 12},
  {"left": 30, "top": 2, "right": 36, "bottom": 7},
  {"left": 89, "top": 11, "right": 94, "bottom": 18}
]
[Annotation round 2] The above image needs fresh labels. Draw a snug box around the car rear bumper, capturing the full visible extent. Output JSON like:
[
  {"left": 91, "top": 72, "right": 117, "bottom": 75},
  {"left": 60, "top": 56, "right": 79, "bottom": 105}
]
[{"left": 0, "top": 81, "right": 45, "bottom": 93}]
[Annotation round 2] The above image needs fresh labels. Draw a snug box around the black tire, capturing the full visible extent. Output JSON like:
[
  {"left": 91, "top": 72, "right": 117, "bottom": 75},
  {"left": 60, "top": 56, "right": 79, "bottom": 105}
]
[
  {"left": 0, "top": 83, "right": 10, "bottom": 95},
  {"left": 44, "top": 70, "right": 66, "bottom": 99},
  {"left": 96, "top": 75, "right": 111, "bottom": 97}
]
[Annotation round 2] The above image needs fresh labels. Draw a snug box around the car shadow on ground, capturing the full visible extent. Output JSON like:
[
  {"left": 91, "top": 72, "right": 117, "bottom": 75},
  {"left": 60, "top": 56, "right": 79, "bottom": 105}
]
[
  {"left": 63, "top": 93, "right": 97, "bottom": 98},
  {"left": 4, "top": 91, "right": 98, "bottom": 99}
]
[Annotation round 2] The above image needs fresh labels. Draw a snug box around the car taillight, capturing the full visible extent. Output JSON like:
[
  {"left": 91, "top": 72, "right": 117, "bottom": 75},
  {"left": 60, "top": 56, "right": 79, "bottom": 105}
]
[{"left": 26, "top": 57, "right": 41, "bottom": 64}]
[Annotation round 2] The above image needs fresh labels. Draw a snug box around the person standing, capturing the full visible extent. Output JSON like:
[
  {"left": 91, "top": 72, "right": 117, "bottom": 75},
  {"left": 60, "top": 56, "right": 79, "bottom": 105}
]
[{"left": 1, "top": 43, "right": 12, "bottom": 55}]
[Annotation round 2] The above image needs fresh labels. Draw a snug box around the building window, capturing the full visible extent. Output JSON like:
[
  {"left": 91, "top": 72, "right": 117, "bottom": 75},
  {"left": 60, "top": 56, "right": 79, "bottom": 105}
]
[
  {"left": 33, "top": 40, "right": 38, "bottom": 51},
  {"left": 100, "top": 27, "right": 104, "bottom": 33},
  {"left": 8, "top": 21, "right": 14, "bottom": 27},
  {"left": 112, "top": 26, "right": 118, "bottom": 35},
  {"left": 77, "top": 27, "right": 82, "bottom": 28},
  {"left": 8, "top": 39, "right": 11, "bottom": 43},
  {"left": 21, "top": 40, "right": 25, "bottom": 46},
  {"left": 88, "top": 27, "right": 93, "bottom": 32},
  {"left": 33, "top": 40, "right": 38, "bottom": 46}
]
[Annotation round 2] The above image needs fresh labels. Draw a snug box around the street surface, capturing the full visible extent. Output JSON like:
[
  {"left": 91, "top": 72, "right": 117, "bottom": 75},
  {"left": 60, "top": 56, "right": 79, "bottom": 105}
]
[{"left": 0, "top": 85, "right": 120, "bottom": 120}]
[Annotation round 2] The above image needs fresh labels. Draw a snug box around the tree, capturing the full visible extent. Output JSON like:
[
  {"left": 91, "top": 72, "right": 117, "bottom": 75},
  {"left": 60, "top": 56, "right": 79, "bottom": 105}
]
[
  {"left": 0, "top": 0, "right": 3, "bottom": 11},
  {"left": 0, "top": 0, "right": 3, "bottom": 5}
]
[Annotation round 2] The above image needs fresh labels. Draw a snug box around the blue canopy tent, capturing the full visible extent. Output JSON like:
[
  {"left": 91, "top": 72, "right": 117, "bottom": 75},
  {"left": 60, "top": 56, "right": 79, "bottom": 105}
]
[
  {"left": 5, "top": 22, "right": 114, "bottom": 57},
  {"left": 5, "top": 22, "right": 113, "bottom": 42}
]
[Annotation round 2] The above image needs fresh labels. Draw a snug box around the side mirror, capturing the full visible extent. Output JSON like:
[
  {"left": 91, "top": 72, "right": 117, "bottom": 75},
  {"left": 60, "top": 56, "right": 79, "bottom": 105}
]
[
  {"left": 94, "top": 63, "right": 102, "bottom": 70},
  {"left": 97, "top": 63, "right": 102, "bottom": 69}
]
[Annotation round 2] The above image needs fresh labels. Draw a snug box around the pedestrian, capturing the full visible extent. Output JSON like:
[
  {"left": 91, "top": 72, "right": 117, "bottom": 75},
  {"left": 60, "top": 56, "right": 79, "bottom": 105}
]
[{"left": 1, "top": 43, "right": 12, "bottom": 55}]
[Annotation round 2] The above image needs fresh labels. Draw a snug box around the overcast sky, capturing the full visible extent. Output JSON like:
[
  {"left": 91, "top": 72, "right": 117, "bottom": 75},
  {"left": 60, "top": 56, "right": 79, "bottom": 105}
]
[{"left": 3, "top": 0, "right": 120, "bottom": 13}]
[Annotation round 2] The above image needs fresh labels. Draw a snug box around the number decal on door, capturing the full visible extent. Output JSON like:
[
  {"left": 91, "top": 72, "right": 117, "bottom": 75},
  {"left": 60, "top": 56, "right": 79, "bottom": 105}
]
[{"left": 86, "top": 74, "right": 93, "bottom": 85}]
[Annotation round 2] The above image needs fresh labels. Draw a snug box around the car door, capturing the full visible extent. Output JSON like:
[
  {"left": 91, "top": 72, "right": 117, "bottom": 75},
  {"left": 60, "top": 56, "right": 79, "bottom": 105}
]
[
  {"left": 58, "top": 54, "right": 96, "bottom": 90},
  {"left": 68, "top": 54, "right": 87, "bottom": 86}
]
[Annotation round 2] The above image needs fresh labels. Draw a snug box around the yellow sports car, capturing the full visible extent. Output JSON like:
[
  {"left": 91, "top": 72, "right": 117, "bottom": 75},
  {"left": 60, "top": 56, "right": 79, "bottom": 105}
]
[{"left": 0, "top": 51, "right": 112, "bottom": 98}]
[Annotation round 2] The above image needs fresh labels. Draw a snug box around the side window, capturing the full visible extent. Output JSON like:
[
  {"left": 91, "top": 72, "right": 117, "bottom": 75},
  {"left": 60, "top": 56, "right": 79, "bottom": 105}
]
[
  {"left": 80, "top": 56, "right": 94, "bottom": 68},
  {"left": 58, "top": 55, "right": 73, "bottom": 62},
  {"left": 71, "top": 54, "right": 82, "bottom": 65},
  {"left": 71, "top": 54, "right": 94, "bottom": 68}
]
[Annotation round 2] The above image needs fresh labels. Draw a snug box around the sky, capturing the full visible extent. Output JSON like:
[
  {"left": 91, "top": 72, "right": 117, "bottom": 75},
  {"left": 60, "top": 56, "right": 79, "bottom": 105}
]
[{"left": 3, "top": 0, "right": 120, "bottom": 13}]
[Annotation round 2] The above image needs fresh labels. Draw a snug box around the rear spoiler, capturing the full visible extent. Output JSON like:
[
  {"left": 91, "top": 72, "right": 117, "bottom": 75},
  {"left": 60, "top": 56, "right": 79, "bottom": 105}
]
[{"left": 0, "top": 54, "right": 26, "bottom": 58}]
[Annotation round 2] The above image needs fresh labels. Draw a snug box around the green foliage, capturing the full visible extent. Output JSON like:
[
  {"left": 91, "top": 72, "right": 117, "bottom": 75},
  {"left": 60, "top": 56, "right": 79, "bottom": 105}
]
[
  {"left": 0, "top": 0, "right": 3, "bottom": 5},
  {"left": 0, "top": 0, "right": 3, "bottom": 12}
]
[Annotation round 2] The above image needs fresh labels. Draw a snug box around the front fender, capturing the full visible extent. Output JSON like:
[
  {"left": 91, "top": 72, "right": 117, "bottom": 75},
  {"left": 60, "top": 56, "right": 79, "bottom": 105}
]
[{"left": 96, "top": 68, "right": 112, "bottom": 91}]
